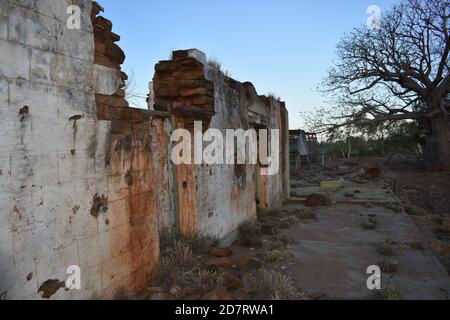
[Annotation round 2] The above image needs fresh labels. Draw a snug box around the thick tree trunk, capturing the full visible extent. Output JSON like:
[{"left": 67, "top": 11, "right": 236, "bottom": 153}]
[{"left": 425, "top": 115, "right": 450, "bottom": 171}]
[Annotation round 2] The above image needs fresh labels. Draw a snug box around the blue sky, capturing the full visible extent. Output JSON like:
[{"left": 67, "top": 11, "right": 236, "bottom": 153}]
[{"left": 102, "top": 0, "right": 397, "bottom": 129}]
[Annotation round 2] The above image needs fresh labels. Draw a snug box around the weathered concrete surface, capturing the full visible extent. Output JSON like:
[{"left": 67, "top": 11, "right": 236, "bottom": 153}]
[
  {"left": 284, "top": 199, "right": 450, "bottom": 299},
  {"left": 153, "top": 49, "right": 290, "bottom": 240},
  {"left": 0, "top": 0, "right": 165, "bottom": 300},
  {"left": 0, "top": 3, "right": 289, "bottom": 300}
]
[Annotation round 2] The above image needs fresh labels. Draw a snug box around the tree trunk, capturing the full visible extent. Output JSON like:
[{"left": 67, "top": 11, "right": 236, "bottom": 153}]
[{"left": 425, "top": 115, "right": 450, "bottom": 171}]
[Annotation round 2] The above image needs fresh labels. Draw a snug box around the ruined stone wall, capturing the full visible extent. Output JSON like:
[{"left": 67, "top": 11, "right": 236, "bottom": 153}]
[
  {"left": 0, "top": 0, "right": 168, "bottom": 300},
  {"left": 154, "top": 49, "right": 289, "bottom": 241},
  {"left": 0, "top": 1, "right": 288, "bottom": 300}
]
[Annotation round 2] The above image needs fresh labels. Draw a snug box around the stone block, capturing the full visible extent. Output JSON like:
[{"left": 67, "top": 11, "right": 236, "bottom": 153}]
[
  {"left": 52, "top": 54, "right": 94, "bottom": 92},
  {"left": 320, "top": 181, "right": 343, "bottom": 189},
  {"left": 9, "top": 79, "right": 58, "bottom": 120},
  {"left": 0, "top": 39, "right": 30, "bottom": 80},
  {"left": 94, "top": 64, "right": 123, "bottom": 96},
  {"left": 8, "top": 5, "right": 58, "bottom": 52},
  {"left": 58, "top": 27, "right": 94, "bottom": 62}
]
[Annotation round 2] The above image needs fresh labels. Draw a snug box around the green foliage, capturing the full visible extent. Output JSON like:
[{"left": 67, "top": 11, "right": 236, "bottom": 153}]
[{"left": 319, "top": 121, "right": 423, "bottom": 158}]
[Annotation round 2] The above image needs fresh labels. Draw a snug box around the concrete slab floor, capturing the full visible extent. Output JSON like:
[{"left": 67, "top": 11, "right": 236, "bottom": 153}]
[{"left": 284, "top": 199, "right": 450, "bottom": 300}]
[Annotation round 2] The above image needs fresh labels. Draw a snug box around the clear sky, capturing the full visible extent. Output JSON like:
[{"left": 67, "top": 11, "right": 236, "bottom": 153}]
[{"left": 102, "top": 0, "right": 397, "bottom": 129}]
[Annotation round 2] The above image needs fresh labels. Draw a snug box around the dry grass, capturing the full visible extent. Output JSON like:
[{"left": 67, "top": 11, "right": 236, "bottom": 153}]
[
  {"left": 208, "top": 59, "right": 222, "bottom": 70},
  {"left": 290, "top": 208, "right": 317, "bottom": 220},
  {"left": 384, "top": 202, "right": 403, "bottom": 213},
  {"left": 270, "top": 233, "right": 291, "bottom": 250},
  {"left": 258, "top": 270, "right": 299, "bottom": 300},
  {"left": 239, "top": 220, "right": 259, "bottom": 236},
  {"left": 378, "top": 239, "right": 399, "bottom": 256},
  {"left": 362, "top": 221, "right": 377, "bottom": 230},
  {"left": 264, "top": 249, "right": 293, "bottom": 264},
  {"left": 410, "top": 238, "right": 425, "bottom": 250},
  {"left": 322, "top": 194, "right": 334, "bottom": 206},
  {"left": 379, "top": 259, "right": 398, "bottom": 273},
  {"left": 279, "top": 215, "right": 300, "bottom": 228},
  {"left": 379, "top": 287, "right": 401, "bottom": 300},
  {"left": 364, "top": 202, "right": 375, "bottom": 209},
  {"left": 153, "top": 237, "right": 223, "bottom": 294},
  {"left": 237, "top": 220, "right": 261, "bottom": 247},
  {"left": 402, "top": 198, "right": 427, "bottom": 216}
]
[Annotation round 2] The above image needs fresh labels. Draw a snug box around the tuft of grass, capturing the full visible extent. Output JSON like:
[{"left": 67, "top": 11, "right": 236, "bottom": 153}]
[
  {"left": 403, "top": 200, "right": 427, "bottom": 216},
  {"left": 410, "top": 238, "right": 425, "bottom": 250},
  {"left": 267, "top": 93, "right": 281, "bottom": 101},
  {"left": 322, "top": 195, "right": 334, "bottom": 206},
  {"left": 379, "top": 287, "right": 401, "bottom": 300},
  {"left": 191, "top": 269, "right": 224, "bottom": 292},
  {"left": 379, "top": 259, "right": 398, "bottom": 273},
  {"left": 264, "top": 249, "right": 293, "bottom": 264},
  {"left": 279, "top": 215, "right": 300, "bottom": 228},
  {"left": 365, "top": 202, "right": 375, "bottom": 209},
  {"left": 291, "top": 208, "right": 317, "bottom": 220},
  {"left": 378, "top": 239, "right": 399, "bottom": 257},
  {"left": 237, "top": 220, "right": 261, "bottom": 247},
  {"left": 183, "top": 235, "right": 218, "bottom": 254},
  {"left": 258, "top": 270, "right": 299, "bottom": 300},
  {"left": 271, "top": 234, "right": 291, "bottom": 250},
  {"left": 362, "top": 219, "right": 377, "bottom": 230},
  {"left": 385, "top": 202, "right": 403, "bottom": 213},
  {"left": 153, "top": 236, "right": 224, "bottom": 295},
  {"left": 239, "top": 220, "right": 259, "bottom": 236},
  {"left": 155, "top": 240, "right": 196, "bottom": 286}
]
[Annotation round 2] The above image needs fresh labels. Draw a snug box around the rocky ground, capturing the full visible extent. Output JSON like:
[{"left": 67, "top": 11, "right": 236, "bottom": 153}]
[{"left": 135, "top": 157, "right": 450, "bottom": 300}]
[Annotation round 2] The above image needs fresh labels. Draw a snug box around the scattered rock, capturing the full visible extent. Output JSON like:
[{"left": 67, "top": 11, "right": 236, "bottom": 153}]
[
  {"left": 202, "top": 256, "right": 233, "bottom": 269},
  {"left": 431, "top": 240, "right": 450, "bottom": 258},
  {"left": 260, "top": 224, "right": 274, "bottom": 235},
  {"left": 245, "top": 259, "right": 263, "bottom": 272},
  {"left": 223, "top": 272, "right": 242, "bottom": 290},
  {"left": 305, "top": 194, "right": 333, "bottom": 207},
  {"left": 209, "top": 247, "right": 232, "bottom": 257},
  {"left": 365, "top": 168, "right": 380, "bottom": 179},
  {"left": 231, "top": 256, "right": 251, "bottom": 270},
  {"left": 182, "top": 287, "right": 198, "bottom": 297}
]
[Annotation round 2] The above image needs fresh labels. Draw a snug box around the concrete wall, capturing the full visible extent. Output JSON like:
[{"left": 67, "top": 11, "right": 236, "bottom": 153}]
[
  {"left": 0, "top": 0, "right": 166, "bottom": 300},
  {"left": 154, "top": 49, "right": 290, "bottom": 241},
  {"left": 0, "top": 2, "right": 289, "bottom": 300}
]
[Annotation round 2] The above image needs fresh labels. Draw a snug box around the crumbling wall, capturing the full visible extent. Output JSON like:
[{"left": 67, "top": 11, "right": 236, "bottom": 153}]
[
  {"left": 154, "top": 49, "right": 289, "bottom": 240},
  {"left": 0, "top": 1, "right": 288, "bottom": 300},
  {"left": 0, "top": 0, "right": 168, "bottom": 300}
]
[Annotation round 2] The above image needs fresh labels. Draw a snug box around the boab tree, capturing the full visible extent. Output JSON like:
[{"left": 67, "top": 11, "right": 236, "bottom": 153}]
[{"left": 313, "top": 0, "right": 449, "bottom": 169}]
